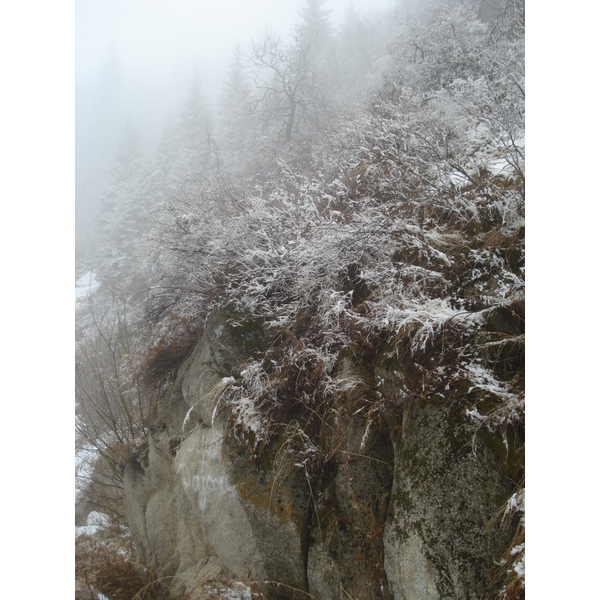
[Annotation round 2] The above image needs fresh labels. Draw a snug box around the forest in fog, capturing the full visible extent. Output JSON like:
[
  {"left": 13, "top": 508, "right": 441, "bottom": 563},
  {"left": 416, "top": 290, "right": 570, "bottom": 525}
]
[
  {"left": 75, "top": 0, "right": 395, "bottom": 247},
  {"left": 75, "top": 1, "right": 526, "bottom": 598}
]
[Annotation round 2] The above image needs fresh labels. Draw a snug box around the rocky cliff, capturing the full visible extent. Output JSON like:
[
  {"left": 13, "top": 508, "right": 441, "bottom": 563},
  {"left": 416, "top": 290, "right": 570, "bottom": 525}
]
[
  {"left": 75, "top": 3, "right": 525, "bottom": 597},
  {"left": 123, "top": 303, "right": 523, "bottom": 600}
]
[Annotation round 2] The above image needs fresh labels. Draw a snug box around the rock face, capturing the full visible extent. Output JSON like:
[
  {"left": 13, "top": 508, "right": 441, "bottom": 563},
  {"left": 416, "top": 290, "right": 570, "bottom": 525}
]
[
  {"left": 123, "top": 306, "right": 521, "bottom": 599},
  {"left": 124, "top": 307, "right": 308, "bottom": 599},
  {"left": 383, "top": 397, "right": 516, "bottom": 600}
]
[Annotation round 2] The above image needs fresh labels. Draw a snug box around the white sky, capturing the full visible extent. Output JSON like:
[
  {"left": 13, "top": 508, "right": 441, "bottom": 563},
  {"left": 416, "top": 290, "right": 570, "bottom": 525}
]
[
  {"left": 76, "top": 0, "right": 396, "bottom": 107},
  {"left": 76, "top": 0, "right": 395, "bottom": 68}
]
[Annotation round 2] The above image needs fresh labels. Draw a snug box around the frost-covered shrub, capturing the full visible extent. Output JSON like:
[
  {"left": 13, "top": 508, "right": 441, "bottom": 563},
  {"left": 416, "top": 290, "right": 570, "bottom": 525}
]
[
  {"left": 145, "top": 0, "right": 526, "bottom": 449},
  {"left": 77, "top": 3, "right": 525, "bottom": 596}
]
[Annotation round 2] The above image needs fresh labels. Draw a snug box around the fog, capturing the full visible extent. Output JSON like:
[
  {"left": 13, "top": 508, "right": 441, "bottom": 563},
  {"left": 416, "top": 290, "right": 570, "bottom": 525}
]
[
  {"left": 77, "top": 0, "right": 395, "bottom": 97},
  {"left": 75, "top": 0, "right": 397, "bottom": 244}
]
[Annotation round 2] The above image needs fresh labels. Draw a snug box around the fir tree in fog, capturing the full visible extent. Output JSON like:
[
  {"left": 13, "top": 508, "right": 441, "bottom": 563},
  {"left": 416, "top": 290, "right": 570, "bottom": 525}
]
[
  {"left": 175, "top": 71, "right": 214, "bottom": 176},
  {"left": 95, "top": 120, "right": 146, "bottom": 282},
  {"left": 218, "top": 44, "right": 254, "bottom": 173}
]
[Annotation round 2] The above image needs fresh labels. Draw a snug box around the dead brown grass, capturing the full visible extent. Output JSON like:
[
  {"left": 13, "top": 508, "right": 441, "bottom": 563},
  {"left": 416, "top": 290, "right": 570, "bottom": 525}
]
[
  {"left": 140, "top": 318, "right": 203, "bottom": 389},
  {"left": 75, "top": 530, "right": 174, "bottom": 600},
  {"left": 486, "top": 520, "right": 525, "bottom": 600}
]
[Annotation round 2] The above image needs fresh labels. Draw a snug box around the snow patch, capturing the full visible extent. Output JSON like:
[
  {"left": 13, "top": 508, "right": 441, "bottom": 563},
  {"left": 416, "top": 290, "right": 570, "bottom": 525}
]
[{"left": 76, "top": 271, "right": 100, "bottom": 302}]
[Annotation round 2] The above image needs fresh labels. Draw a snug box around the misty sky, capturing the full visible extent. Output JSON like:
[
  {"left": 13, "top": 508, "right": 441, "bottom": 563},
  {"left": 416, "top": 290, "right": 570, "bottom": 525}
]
[
  {"left": 75, "top": 0, "right": 396, "bottom": 239},
  {"left": 76, "top": 0, "right": 394, "bottom": 74},
  {"left": 76, "top": 0, "right": 395, "bottom": 120}
]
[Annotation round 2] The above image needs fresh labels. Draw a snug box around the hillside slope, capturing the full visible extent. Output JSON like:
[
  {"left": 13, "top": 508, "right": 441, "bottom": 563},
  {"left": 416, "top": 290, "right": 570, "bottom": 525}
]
[{"left": 76, "top": 2, "right": 525, "bottom": 599}]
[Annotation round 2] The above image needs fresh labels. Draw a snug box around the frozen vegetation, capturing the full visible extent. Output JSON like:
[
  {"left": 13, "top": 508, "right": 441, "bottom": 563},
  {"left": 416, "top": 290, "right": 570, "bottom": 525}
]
[{"left": 76, "top": 1, "right": 525, "bottom": 598}]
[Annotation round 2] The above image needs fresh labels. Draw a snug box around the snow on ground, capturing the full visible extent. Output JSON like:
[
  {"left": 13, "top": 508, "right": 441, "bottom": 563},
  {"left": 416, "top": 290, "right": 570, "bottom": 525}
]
[
  {"left": 76, "top": 271, "right": 100, "bottom": 302},
  {"left": 204, "top": 581, "right": 254, "bottom": 600},
  {"left": 487, "top": 156, "right": 515, "bottom": 175},
  {"left": 75, "top": 524, "right": 102, "bottom": 538},
  {"left": 75, "top": 511, "right": 110, "bottom": 538}
]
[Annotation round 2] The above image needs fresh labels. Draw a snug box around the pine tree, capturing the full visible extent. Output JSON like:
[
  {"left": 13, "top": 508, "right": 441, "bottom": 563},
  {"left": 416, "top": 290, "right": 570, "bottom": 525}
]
[
  {"left": 296, "top": 0, "right": 333, "bottom": 59},
  {"left": 176, "top": 70, "right": 212, "bottom": 177},
  {"left": 294, "top": 0, "right": 335, "bottom": 132},
  {"left": 94, "top": 120, "right": 155, "bottom": 283},
  {"left": 335, "top": 4, "right": 392, "bottom": 101},
  {"left": 218, "top": 44, "right": 254, "bottom": 173}
]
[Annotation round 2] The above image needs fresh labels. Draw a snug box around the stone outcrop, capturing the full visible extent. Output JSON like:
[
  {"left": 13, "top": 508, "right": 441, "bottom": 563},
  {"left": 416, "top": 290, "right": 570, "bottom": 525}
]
[
  {"left": 383, "top": 396, "right": 517, "bottom": 600},
  {"left": 124, "top": 307, "right": 309, "bottom": 599},
  {"left": 123, "top": 306, "right": 522, "bottom": 599}
]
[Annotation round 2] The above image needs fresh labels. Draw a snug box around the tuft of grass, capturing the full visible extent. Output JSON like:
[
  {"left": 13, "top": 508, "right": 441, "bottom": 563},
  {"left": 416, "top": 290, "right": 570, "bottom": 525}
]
[
  {"left": 487, "top": 521, "right": 525, "bottom": 600},
  {"left": 75, "top": 529, "right": 174, "bottom": 600},
  {"left": 485, "top": 484, "right": 525, "bottom": 600},
  {"left": 139, "top": 317, "right": 203, "bottom": 389}
]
